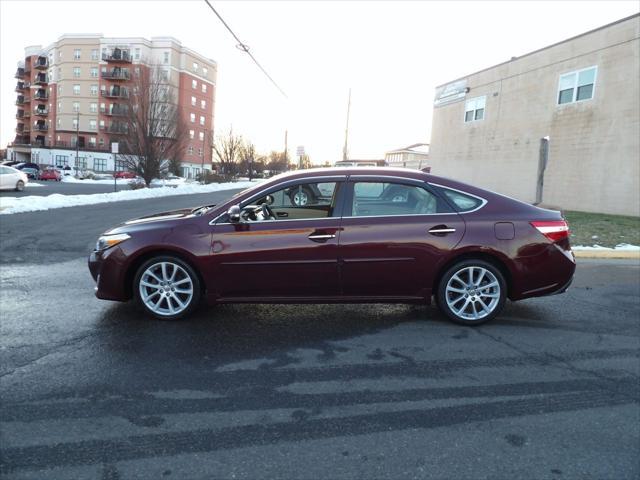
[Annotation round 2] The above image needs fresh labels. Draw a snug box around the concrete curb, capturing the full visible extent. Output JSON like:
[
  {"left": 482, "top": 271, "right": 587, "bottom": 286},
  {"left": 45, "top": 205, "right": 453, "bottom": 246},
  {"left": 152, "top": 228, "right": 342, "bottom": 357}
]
[{"left": 574, "top": 250, "right": 640, "bottom": 260}]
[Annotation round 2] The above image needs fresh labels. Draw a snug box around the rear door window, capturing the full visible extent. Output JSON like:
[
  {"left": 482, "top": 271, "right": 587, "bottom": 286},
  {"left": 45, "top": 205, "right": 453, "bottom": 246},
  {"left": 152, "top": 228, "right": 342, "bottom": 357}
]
[
  {"left": 351, "top": 182, "right": 452, "bottom": 216},
  {"left": 438, "top": 187, "right": 484, "bottom": 212}
]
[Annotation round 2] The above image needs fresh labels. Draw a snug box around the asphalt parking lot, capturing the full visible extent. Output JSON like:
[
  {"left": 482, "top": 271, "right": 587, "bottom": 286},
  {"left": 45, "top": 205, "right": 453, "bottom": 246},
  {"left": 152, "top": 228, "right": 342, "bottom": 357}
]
[
  {"left": 0, "top": 179, "right": 133, "bottom": 198},
  {"left": 0, "top": 191, "right": 638, "bottom": 479}
]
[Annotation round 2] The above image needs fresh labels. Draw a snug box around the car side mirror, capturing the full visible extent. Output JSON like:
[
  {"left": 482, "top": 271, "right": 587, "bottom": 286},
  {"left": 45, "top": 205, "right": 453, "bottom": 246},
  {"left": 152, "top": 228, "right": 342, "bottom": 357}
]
[
  {"left": 227, "top": 205, "right": 241, "bottom": 223},
  {"left": 264, "top": 194, "right": 274, "bottom": 205}
]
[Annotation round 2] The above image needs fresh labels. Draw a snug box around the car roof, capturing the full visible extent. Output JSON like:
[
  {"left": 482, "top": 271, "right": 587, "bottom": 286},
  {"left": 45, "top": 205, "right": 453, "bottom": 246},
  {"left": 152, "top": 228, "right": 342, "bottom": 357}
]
[{"left": 270, "top": 166, "right": 429, "bottom": 181}]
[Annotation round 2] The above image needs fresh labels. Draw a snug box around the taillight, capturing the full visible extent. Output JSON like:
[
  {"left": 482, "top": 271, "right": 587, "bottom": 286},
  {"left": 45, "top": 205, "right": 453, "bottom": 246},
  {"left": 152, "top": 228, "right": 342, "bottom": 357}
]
[{"left": 531, "top": 220, "right": 570, "bottom": 242}]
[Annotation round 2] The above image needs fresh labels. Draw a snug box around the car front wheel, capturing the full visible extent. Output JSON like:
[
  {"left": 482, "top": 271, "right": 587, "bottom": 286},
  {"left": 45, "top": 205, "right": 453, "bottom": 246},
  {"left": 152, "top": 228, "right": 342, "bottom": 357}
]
[
  {"left": 15, "top": 180, "right": 25, "bottom": 192},
  {"left": 436, "top": 259, "right": 506, "bottom": 326},
  {"left": 134, "top": 256, "right": 201, "bottom": 320}
]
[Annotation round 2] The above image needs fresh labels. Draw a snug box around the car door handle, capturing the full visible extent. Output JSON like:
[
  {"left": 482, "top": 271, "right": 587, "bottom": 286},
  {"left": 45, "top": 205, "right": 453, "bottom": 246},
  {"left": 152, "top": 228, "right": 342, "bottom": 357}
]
[
  {"left": 428, "top": 226, "right": 456, "bottom": 235},
  {"left": 308, "top": 233, "right": 336, "bottom": 241}
]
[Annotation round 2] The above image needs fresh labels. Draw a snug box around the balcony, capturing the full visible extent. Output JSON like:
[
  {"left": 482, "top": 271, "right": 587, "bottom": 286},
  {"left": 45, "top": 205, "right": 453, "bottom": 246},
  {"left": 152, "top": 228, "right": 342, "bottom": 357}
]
[
  {"left": 15, "top": 67, "right": 30, "bottom": 78},
  {"left": 34, "top": 74, "right": 48, "bottom": 85},
  {"left": 102, "top": 105, "right": 129, "bottom": 117},
  {"left": 101, "top": 69, "right": 130, "bottom": 81},
  {"left": 34, "top": 107, "right": 48, "bottom": 116},
  {"left": 33, "top": 136, "right": 47, "bottom": 147},
  {"left": 33, "top": 90, "right": 49, "bottom": 100},
  {"left": 101, "top": 88, "right": 130, "bottom": 99},
  {"left": 15, "top": 96, "right": 30, "bottom": 105},
  {"left": 16, "top": 110, "right": 30, "bottom": 119},
  {"left": 15, "top": 81, "right": 30, "bottom": 92},
  {"left": 33, "top": 123, "right": 48, "bottom": 132},
  {"left": 34, "top": 56, "right": 48, "bottom": 69},
  {"left": 108, "top": 123, "right": 129, "bottom": 134},
  {"left": 102, "top": 49, "right": 132, "bottom": 63},
  {"left": 16, "top": 124, "right": 30, "bottom": 133}
]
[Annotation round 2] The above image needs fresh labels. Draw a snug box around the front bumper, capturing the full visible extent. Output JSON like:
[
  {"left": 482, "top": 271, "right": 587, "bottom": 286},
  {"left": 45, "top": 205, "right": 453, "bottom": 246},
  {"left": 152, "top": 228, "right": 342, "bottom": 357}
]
[{"left": 88, "top": 247, "right": 129, "bottom": 301}]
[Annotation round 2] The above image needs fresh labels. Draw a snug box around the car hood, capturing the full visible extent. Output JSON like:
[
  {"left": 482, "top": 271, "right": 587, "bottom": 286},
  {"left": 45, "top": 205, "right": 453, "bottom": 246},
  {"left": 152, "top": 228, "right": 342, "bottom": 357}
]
[{"left": 104, "top": 205, "right": 215, "bottom": 234}]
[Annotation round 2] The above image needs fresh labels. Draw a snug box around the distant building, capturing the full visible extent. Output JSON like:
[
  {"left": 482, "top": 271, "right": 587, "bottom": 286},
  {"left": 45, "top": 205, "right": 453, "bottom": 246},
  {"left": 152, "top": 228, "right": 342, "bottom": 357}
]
[
  {"left": 8, "top": 34, "right": 217, "bottom": 179},
  {"left": 334, "top": 159, "right": 386, "bottom": 167},
  {"left": 429, "top": 14, "right": 639, "bottom": 216},
  {"left": 385, "top": 143, "right": 430, "bottom": 170}
]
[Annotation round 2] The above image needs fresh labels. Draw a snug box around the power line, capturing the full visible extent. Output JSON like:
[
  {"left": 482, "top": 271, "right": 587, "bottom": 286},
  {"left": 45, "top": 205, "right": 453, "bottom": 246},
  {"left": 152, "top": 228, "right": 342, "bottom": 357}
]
[{"left": 203, "top": 0, "right": 287, "bottom": 99}]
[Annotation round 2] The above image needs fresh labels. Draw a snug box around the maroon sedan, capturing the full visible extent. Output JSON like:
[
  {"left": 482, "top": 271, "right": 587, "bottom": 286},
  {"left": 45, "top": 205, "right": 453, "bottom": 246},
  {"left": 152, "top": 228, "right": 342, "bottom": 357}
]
[{"left": 89, "top": 168, "right": 575, "bottom": 325}]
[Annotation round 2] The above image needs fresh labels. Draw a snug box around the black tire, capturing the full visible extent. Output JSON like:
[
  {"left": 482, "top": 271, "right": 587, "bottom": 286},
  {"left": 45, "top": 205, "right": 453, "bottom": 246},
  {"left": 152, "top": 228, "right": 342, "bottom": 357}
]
[
  {"left": 133, "top": 255, "right": 202, "bottom": 320},
  {"left": 15, "top": 180, "right": 24, "bottom": 192},
  {"left": 436, "top": 259, "right": 507, "bottom": 326}
]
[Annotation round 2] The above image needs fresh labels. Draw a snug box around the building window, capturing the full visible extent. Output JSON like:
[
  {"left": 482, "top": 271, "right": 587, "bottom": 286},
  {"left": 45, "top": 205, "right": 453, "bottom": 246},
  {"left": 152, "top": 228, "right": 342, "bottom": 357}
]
[
  {"left": 464, "top": 96, "right": 486, "bottom": 122},
  {"left": 191, "top": 96, "right": 196, "bottom": 106},
  {"left": 199, "top": 115, "right": 205, "bottom": 126},
  {"left": 134, "top": 67, "right": 140, "bottom": 77},
  {"left": 90, "top": 103, "right": 97, "bottom": 113},
  {"left": 190, "top": 113, "right": 195, "bottom": 123},
  {"left": 90, "top": 67, "right": 98, "bottom": 78},
  {"left": 134, "top": 48, "right": 140, "bottom": 60},
  {"left": 73, "top": 84, "right": 81, "bottom": 95},
  {"left": 72, "top": 118, "right": 78, "bottom": 129},
  {"left": 90, "top": 85, "right": 98, "bottom": 96},
  {"left": 99, "top": 138, "right": 105, "bottom": 147},
  {"left": 557, "top": 66, "right": 597, "bottom": 105},
  {"left": 189, "top": 129, "right": 195, "bottom": 139},
  {"left": 73, "top": 101, "right": 80, "bottom": 113},
  {"left": 163, "top": 51, "right": 169, "bottom": 64},
  {"left": 198, "top": 148, "right": 203, "bottom": 157},
  {"left": 58, "top": 102, "right": 63, "bottom": 112},
  {"left": 161, "top": 69, "right": 169, "bottom": 81},
  {"left": 202, "top": 84, "right": 207, "bottom": 93},
  {"left": 94, "top": 158, "right": 107, "bottom": 171},
  {"left": 199, "top": 131, "right": 204, "bottom": 142},
  {"left": 191, "top": 79, "right": 197, "bottom": 89},
  {"left": 193, "top": 62, "right": 198, "bottom": 71},
  {"left": 187, "top": 145, "right": 194, "bottom": 155},
  {"left": 89, "top": 120, "right": 97, "bottom": 130},
  {"left": 203, "top": 67, "right": 208, "bottom": 77},
  {"left": 89, "top": 137, "right": 96, "bottom": 148},
  {"left": 91, "top": 49, "right": 98, "bottom": 60},
  {"left": 58, "top": 85, "right": 63, "bottom": 95},
  {"left": 99, "top": 120, "right": 105, "bottom": 130},
  {"left": 77, "top": 156, "right": 88, "bottom": 169},
  {"left": 55, "top": 155, "right": 69, "bottom": 167},
  {"left": 201, "top": 100, "right": 206, "bottom": 109},
  {"left": 57, "top": 118, "right": 62, "bottom": 128},
  {"left": 73, "top": 67, "right": 81, "bottom": 77},
  {"left": 74, "top": 49, "right": 81, "bottom": 60},
  {"left": 115, "top": 160, "right": 126, "bottom": 172}
]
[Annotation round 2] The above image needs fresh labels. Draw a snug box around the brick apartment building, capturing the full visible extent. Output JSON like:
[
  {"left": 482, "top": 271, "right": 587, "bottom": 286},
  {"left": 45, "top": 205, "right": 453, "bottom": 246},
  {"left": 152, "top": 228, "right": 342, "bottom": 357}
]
[
  {"left": 429, "top": 14, "right": 639, "bottom": 216},
  {"left": 9, "top": 34, "right": 217, "bottom": 179}
]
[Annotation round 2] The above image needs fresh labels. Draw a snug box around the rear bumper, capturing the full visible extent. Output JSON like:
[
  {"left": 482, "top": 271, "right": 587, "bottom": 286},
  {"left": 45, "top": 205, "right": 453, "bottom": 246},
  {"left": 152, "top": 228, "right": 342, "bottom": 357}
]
[{"left": 511, "top": 244, "right": 576, "bottom": 301}]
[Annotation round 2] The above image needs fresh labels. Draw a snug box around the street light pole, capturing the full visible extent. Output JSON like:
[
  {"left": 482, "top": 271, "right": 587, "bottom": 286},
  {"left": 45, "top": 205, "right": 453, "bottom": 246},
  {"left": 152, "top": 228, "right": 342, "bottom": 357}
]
[{"left": 75, "top": 111, "right": 80, "bottom": 177}]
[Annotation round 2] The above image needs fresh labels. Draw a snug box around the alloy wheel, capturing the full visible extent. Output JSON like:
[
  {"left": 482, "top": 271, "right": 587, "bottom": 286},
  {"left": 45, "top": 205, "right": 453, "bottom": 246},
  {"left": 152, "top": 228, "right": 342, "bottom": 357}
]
[
  {"left": 138, "top": 261, "right": 194, "bottom": 317},
  {"left": 445, "top": 266, "right": 501, "bottom": 321},
  {"left": 293, "top": 191, "right": 309, "bottom": 206}
]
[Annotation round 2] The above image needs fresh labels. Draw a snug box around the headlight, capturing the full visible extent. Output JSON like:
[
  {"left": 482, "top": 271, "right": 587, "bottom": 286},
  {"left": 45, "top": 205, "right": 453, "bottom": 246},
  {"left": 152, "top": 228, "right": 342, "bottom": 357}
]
[{"left": 95, "top": 233, "right": 131, "bottom": 252}]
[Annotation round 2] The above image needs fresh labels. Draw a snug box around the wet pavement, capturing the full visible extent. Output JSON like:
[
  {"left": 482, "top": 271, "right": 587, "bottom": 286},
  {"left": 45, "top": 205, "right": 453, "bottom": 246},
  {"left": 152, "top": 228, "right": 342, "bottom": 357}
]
[{"left": 0, "top": 191, "right": 638, "bottom": 479}]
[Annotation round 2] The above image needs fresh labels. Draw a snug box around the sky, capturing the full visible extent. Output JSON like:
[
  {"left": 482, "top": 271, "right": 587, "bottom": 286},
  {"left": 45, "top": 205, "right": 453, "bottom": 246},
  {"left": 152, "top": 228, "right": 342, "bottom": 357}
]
[{"left": 1, "top": 0, "right": 638, "bottom": 164}]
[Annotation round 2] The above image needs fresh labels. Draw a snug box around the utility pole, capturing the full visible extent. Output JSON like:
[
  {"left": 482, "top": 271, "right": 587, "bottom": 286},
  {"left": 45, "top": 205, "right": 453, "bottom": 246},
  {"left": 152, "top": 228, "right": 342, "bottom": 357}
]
[
  {"left": 75, "top": 111, "right": 80, "bottom": 177},
  {"left": 342, "top": 88, "right": 351, "bottom": 162},
  {"left": 284, "top": 129, "right": 288, "bottom": 171}
]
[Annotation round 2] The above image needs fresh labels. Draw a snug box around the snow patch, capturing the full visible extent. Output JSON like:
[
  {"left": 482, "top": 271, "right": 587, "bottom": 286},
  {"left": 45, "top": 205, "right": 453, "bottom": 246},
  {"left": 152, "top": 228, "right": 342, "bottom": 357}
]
[
  {"left": 573, "top": 243, "right": 640, "bottom": 252},
  {"left": 0, "top": 181, "right": 262, "bottom": 215}
]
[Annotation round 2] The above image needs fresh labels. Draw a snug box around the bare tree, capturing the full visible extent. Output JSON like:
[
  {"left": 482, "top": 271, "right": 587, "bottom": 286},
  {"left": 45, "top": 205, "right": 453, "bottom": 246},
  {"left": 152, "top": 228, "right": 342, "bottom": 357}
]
[
  {"left": 212, "top": 127, "right": 244, "bottom": 178},
  {"left": 117, "top": 67, "right": 188, "bottom": 185},
  {"left": 240, "top": 141, "right": 257, "bottom": 180},
  {"left": 266, "top": 150, "right": 288, "bottom": 175}
]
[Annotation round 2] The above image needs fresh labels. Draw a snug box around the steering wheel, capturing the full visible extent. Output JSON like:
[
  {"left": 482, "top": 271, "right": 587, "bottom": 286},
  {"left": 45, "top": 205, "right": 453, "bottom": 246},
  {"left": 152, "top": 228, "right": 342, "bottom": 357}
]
[{"left": 261, "top": 203, "right": 276, "bottom": 221}]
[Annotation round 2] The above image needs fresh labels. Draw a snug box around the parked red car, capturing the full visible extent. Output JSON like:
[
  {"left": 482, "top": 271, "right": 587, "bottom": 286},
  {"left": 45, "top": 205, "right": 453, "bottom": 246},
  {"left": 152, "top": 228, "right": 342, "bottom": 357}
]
[
  {"left": 40, "top": 169, "right": 62, "bottom": 181},
  {"left": 89, "top": 168, "right": 575, "bottom": 324},
  {"left": 113, "top": 171, "right": 136, "bottom": 179}
]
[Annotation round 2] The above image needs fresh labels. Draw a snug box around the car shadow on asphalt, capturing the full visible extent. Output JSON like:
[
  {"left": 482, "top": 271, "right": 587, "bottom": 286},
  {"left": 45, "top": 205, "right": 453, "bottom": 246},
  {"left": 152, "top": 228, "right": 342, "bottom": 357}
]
[{"left": 95, "top": 300, "right": 455, "bottom": 366}]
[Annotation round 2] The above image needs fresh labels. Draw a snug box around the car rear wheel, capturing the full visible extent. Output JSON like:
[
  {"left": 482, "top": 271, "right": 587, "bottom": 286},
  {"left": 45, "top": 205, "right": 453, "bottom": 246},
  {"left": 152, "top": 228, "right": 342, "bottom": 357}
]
[
  {"left": 436, "top": 259, "right": 506, "bottom": 325},
  {"left": 15, "top": 180, "right": 24, "bottom": 192},
  {"left": 289, "top": 187, "right": 314, "bottom": 206},
  {"left": 134, "top": 256, "right": 201, "bottom": 320}
]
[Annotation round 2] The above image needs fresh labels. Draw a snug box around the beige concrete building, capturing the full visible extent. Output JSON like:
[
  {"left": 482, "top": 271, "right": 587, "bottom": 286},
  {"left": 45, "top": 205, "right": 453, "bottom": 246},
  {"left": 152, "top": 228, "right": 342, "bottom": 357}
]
[
  {"left": 429, "top": 14, "right": 639, "bottom": 216},
  {"left": 10, "top": 34, "right": 217, "bottom": 178}
]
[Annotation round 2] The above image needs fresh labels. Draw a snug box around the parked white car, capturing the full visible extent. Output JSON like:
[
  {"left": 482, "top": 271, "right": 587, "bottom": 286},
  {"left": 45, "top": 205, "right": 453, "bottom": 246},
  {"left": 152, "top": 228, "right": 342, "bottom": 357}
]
[{"left": 0, "top": 165, "right": 28, "bottom": 191}]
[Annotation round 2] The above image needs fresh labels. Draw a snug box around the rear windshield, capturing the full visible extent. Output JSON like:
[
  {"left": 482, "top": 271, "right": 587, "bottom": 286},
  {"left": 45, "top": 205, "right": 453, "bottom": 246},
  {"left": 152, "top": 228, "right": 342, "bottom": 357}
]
[{"left": 438, "top": 187, "right": 484, "bottom": 212}]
